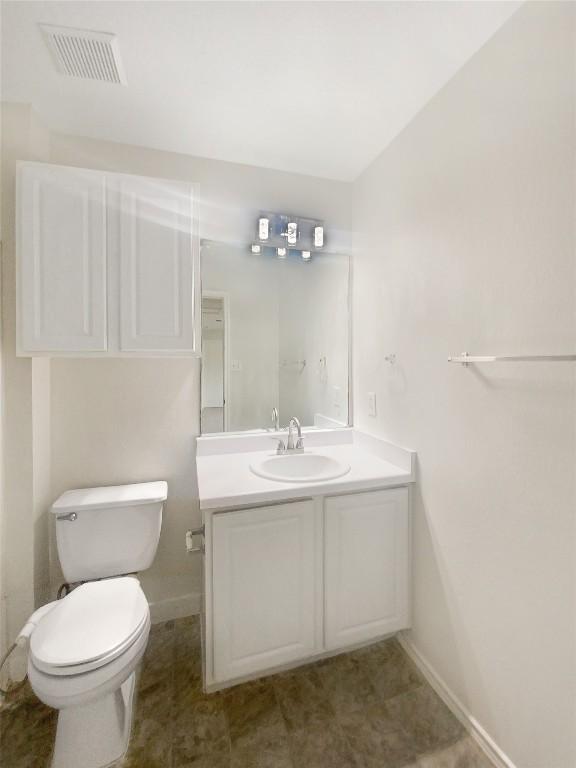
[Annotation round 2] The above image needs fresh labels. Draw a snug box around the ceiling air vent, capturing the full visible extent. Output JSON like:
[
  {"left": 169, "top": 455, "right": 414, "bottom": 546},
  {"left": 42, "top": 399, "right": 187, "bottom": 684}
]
[{"left": 40, "top": 24, "right": 127, "bottom": 85}]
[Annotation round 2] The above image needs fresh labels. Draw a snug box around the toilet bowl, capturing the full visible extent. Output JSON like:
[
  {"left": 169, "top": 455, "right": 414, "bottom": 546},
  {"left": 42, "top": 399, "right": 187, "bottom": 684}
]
[
  {"left": 25, "top": 480, "right": 167, "bottom": 768},
  {"left": 28, "top": 577, "right": 151, "bottom": 768}
]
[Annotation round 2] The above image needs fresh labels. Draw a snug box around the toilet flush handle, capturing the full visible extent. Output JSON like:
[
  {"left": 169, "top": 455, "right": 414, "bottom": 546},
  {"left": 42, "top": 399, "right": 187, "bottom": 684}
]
[{"left": 56, "top": 512, "right": 77, "bottom": 522}]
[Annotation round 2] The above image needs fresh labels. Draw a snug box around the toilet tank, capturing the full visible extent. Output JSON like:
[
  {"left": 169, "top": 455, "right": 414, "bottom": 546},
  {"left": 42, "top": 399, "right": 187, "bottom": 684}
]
[{"left": 51, "top": 481, "right": 167, "bottom": 583}]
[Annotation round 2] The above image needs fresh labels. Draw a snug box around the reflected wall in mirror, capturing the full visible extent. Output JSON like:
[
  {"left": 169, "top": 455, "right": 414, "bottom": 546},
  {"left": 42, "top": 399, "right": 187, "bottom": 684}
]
[{"left": 200, "top": 241, "right": 350, "bottom": 433}]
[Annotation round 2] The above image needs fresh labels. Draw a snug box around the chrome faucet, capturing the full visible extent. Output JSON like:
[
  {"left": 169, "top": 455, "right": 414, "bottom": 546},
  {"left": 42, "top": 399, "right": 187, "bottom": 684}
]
[
  {"left": 286, "top": 416, "right": 304, "bottom": 453},
  {"left": 268, "top": 416, "right": 304, "bottom": 454}
]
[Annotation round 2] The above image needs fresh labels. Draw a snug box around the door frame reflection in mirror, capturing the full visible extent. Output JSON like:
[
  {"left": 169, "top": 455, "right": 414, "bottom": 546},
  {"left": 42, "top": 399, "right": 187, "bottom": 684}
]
[{"left": 201, "top": 290, "right": 231, "bottom": 433}]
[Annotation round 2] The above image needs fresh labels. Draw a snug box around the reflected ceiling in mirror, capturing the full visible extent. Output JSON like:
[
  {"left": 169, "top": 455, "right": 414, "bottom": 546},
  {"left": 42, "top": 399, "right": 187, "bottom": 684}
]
[{"left": 200, "top": 241, "right": 350, "bottom": 434}]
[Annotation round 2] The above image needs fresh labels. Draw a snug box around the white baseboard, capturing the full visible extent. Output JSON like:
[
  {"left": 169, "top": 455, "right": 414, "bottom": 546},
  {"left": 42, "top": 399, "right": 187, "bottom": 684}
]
[
  {"left": 149, "top": 591, "right": 201, "bottom": 624},
  {"left": 398, "top": 633, "right": 517, "bottom": 768}
]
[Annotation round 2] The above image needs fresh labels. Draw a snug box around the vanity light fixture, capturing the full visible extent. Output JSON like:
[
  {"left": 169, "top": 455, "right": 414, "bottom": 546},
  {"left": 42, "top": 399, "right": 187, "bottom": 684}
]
[
  {"left": 258, "top": 217, "right": 269, "bottom": 241},
  {"left": 255, "top": 213, "right": 325, "bottom": 257}
]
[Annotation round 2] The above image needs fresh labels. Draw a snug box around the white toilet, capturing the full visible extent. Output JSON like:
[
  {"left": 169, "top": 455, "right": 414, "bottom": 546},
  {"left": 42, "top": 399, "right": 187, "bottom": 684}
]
[{"left": 27, "top": 481, "right": 168, "bottom": 768}]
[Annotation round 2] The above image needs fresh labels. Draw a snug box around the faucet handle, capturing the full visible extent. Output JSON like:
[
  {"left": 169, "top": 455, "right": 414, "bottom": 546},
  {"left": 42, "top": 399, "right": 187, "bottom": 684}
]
[{"left": 268, "top": 437, "right": 286, "bottom": 455}]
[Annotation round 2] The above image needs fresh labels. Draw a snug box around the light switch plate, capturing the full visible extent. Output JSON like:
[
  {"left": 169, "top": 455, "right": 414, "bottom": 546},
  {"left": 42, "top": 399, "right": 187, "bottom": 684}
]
[{"left": 367, "top": 391, "right": 377, "bottom": 417}]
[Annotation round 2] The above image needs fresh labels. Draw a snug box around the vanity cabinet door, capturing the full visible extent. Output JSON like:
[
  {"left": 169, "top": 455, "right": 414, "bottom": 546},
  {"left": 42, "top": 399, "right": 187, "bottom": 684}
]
[
  {"left": 212, "top": 500, "right": 320, "bottom": 683},
  {"left": 18, "top": 162, "right": 108, "bottom": 353},
  {"left": 324, "top": 488, "right": 410, "bottom": 650},
  {"left": 118, "top": 175, "right": 199, "bottom": 354}
]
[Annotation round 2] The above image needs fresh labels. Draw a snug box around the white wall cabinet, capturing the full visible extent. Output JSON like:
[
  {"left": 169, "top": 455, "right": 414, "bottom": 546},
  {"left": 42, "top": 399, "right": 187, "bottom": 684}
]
[
  {"left": 18, "top": 163, "right": 108, "bottom": 353},
  {"left": 324, "top": 488, "right": 410, "bottom": 649},
  {"left": 211, "top": 500, "right": 321, "bottom": 683},
  {"left": 206, "top": 487, "right": 410, "bottom": 688},
  {"left": 17, "top": 161, "right": 200, "bottom": 356},
  {"left": 118, "top": 175, "right": 196, "bottom": 352}
]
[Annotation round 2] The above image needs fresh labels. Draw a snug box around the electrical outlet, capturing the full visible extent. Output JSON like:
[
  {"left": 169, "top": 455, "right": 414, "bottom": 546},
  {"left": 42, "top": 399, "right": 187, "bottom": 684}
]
[{"left": 367, "top": 391, "right": 377, "bottom": 417}]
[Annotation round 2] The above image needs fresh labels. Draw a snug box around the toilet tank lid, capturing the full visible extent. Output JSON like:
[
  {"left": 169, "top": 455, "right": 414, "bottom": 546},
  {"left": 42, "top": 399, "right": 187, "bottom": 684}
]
[{"left": 51, "top": 481, "right": 168, "bottom": 513}]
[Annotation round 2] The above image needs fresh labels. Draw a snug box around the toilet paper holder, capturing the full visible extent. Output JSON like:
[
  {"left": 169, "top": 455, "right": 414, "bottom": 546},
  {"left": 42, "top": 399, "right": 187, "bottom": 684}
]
[{"left": 186, "top": 526, "right": 205, "bottom": 554}]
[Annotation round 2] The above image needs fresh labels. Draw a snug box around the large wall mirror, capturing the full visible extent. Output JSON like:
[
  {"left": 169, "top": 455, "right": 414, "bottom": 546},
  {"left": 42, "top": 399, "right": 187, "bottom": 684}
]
[{"left": 200, "top": 241, "right": 350, "bottom": 433}]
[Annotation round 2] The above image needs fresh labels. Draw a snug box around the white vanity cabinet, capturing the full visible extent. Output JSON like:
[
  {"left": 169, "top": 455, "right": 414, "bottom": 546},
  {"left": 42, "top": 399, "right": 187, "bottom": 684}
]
[
  {"left": 17, "top": 161, "right": 200, "bottom": 356},
  {"left": 205, "top": 487, "right": 410, "bottom": 688},
  {"left": 211, "top": 500, "right": 322, "bottom": 683}
]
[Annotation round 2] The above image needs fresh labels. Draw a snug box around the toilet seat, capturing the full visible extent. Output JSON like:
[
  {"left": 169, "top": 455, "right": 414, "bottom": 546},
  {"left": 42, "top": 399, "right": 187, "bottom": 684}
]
[{"left": 30, "top": 577, "right": 149, "bottom": 676}]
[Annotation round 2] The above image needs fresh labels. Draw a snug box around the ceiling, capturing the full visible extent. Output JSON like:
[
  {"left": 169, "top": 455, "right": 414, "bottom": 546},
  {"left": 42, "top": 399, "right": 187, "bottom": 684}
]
[{"left": 2, "top": 1, "right": 521, "bottom": 181}]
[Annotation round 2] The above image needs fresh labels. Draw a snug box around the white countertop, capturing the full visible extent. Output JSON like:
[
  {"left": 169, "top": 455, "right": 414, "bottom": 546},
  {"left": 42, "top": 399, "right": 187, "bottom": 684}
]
[{"left": 196, "top": 430, "right": 416, "bottom": 511}]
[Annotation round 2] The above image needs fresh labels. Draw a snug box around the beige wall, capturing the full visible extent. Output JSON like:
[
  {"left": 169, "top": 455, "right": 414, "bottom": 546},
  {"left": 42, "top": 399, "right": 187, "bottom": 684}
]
[
  {"left": 353, "top": 3, "right": 575, "bottom": 766},
  {"left": 49, "top": 358, "right": 201, "bottom": 620}
]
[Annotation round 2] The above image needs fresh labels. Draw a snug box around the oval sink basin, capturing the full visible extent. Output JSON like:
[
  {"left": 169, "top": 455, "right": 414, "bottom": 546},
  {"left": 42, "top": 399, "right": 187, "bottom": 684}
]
[{"left": 250, "top": 452, "right": 351, "bottom": 483}]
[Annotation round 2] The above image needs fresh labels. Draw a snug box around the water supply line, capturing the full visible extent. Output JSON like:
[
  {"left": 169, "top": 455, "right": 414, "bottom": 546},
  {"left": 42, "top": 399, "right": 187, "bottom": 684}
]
[
  {"left": 0, "top": 643, "right": 26, "bottom": 696},
  {"left": 0, "top": 602, "right": 58, "bottom": 696}
]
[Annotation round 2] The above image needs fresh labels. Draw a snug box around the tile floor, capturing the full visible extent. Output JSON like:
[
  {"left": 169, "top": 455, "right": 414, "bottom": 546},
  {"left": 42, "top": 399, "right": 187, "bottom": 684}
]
[{"left": 0, "top": 616, "right": 494, "bottom": 768}]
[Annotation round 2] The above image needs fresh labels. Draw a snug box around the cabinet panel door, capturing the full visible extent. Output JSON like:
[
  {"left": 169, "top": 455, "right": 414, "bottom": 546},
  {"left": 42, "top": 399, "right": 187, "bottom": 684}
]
[
  {"left": 324, "top": 488, "right": 410, "bottom": 650},
  {"left": 18, "top": 162, "right": 107, "bottom": 352},
  {"left": 212, "top": 501, "right": 319, "bottom": 682},
  {"left": 118, "top": 176, "right": 198, "bottom": 353}
]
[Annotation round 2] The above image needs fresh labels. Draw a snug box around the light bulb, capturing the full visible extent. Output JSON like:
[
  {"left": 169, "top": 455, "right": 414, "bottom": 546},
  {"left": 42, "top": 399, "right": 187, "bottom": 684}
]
[
  {"left": 251, "top": 243, "right": 261, "bottom": 254},
  {"left": 287, "top": 221, "right": 298, "bottom": 245},
  {"left": 277, "top": 247, "right": 287, "bottom": 259},
  {"left": 258, "top": 217, "right": 269, "bottom": 241}
]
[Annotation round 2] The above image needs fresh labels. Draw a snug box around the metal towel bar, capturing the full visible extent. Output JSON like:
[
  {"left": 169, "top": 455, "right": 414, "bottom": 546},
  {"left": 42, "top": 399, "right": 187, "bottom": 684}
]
[{"left": 449, "top": 352, "right": 576, "bottom": 365}]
